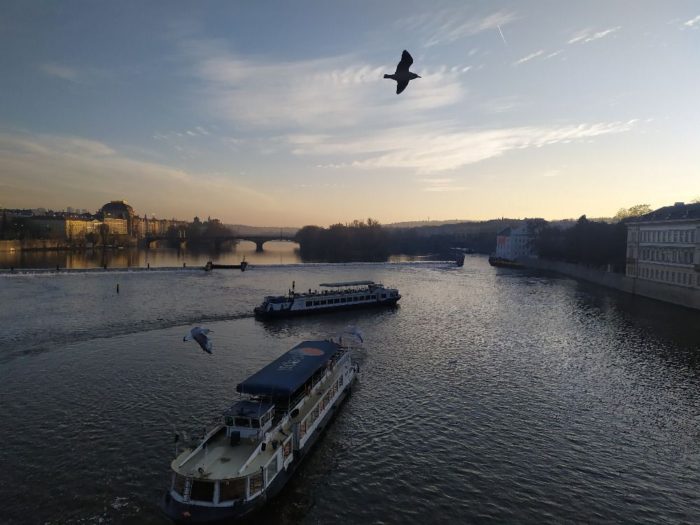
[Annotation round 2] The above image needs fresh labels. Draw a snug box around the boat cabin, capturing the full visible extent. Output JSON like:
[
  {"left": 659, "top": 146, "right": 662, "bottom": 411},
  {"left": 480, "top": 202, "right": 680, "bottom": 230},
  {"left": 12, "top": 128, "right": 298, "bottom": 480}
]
[{"left": 223, "top": 400, "right": 275, "bottom": 441}]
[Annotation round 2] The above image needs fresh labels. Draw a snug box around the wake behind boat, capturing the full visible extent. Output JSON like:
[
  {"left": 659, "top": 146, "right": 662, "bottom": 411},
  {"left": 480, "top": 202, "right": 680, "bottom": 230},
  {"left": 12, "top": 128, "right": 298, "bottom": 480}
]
[
  {"left": 254, "top": 281, "right": 400, "bottom": 319},
  {"left": 162, "top": 339, "right": 358, "bottom": 523}
]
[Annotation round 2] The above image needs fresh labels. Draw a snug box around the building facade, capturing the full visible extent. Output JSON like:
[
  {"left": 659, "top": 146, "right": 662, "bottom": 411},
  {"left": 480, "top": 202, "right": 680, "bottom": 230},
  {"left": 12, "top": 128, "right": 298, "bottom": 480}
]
[
  {"left": 625, "top": 202, "right": 700, "bottom": 289},
  {"left": 496, "top": 223, "right": 537, "bottom": 260}
]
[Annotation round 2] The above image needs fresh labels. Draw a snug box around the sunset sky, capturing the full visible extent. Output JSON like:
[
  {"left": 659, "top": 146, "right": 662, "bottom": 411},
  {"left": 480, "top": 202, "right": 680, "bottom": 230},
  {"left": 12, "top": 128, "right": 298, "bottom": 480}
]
[{"left": 1, "top": 1, "right": 699, "bottom": 226}]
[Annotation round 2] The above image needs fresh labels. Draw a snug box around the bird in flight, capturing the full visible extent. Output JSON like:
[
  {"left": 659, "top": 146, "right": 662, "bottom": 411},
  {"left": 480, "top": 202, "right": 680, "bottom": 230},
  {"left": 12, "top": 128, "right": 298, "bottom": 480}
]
[
  {"left": 184, "top": 326, "right": 213, "bottom": 354},
  {"left": 384, "top": 50, "right": 421, "bottom": 94}
]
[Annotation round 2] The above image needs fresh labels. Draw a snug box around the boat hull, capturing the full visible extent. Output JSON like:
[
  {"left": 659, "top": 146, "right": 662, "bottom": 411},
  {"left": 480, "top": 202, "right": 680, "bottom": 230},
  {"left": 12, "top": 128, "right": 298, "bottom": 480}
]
[
  {"left": 161, "top": 386, "right": 354, "bottom": 524},
  {"left": 254, "top": 298, "right": 399, "bottom": 319}
]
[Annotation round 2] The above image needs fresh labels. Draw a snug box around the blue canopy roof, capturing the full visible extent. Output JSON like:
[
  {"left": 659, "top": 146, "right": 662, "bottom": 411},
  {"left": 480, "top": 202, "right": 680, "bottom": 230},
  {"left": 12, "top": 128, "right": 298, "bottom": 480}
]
[
  {"left": 236, "top": 340, "right": 341, "bottom": 397},
  {"left": 224, "top": 400, "right": 274, "bottom": 418}
]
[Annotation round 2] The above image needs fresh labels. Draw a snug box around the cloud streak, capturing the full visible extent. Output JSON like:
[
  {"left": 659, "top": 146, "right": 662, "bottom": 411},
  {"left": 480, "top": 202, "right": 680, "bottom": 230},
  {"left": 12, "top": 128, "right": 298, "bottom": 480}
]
[
  {"left": 682, "top": 15, "right": 700, "bottom": 28},
  {"left": 568, "top": 26, "right": 621, "bottom": 44},
  {"left": 187, "top": 43, "right": 466, "bottom": 130},
  {"left": 39, "top": 63, "right": 79, "bottom": 82},
  {"left": 0, "top": 132, "right": 273, "bottom": 215},
  {"left": 289, "top": 120, "right": 638, "bottom": 174},
  {"left": 396, "top": 9, "right": 517, "bottom": 48},
  {"left": 514, "top": 50, "right": 544, "bottom": 65}
]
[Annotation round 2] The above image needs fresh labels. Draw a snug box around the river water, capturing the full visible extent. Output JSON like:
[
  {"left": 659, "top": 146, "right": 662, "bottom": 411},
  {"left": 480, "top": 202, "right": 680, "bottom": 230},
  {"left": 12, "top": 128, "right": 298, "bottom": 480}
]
[{"left": 0, "top": 252, "right": 698, "bottom": 524}]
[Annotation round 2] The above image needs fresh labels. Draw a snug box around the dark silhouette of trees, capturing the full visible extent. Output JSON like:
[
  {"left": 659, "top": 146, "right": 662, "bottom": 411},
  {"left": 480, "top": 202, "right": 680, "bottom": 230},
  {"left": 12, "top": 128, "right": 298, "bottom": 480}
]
[
  {"left": 175, "top": 217, "right": 235, "bottom": 247},
  {"left": 295, "top": 219, "right": 389, "bottom": 262},
  {"left": 613, "top": 204, "right": 652, "bottom": 221},
  {"left": 535, "top": 215, "right": 627, "bottom": 272}
]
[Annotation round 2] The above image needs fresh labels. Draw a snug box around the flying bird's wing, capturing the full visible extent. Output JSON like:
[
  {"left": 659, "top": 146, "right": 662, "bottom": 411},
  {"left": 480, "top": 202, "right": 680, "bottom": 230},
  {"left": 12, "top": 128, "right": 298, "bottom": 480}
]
[
  {"left": 396, "top": 50, "right": 413, "bottom": 73},
  {"left": 192, "top": 332, "right": 213, "bottom": 354},
  {"left": 396, "top": 80, "right": 409, "bottom": 94}
]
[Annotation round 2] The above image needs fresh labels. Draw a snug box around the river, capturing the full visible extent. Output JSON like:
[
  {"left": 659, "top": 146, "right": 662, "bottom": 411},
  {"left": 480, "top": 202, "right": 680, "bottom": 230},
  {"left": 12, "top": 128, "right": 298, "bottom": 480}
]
[{"left": 0, "top": 252, "right": 698, "bottom": 524}]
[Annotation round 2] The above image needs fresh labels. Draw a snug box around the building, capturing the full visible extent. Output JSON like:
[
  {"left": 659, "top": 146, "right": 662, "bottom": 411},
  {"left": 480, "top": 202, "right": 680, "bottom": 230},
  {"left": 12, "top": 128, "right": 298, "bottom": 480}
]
[
  {"left": 625, "top": 202, "right": 700, "bottom": 289},
  {"left": 495, "top": 223, "right": 537, "bottom": 260},
  {"left": 99, "top": 200, "right": 136, "bottom": 236},
  {"left": 65, "top": 218, "right": 101, "bottom": 240}
]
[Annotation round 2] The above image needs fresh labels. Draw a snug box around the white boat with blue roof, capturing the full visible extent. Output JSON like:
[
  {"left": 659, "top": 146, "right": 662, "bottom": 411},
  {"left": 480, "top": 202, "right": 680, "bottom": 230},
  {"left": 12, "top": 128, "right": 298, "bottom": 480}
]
[
  {"left": 254, "top": 280, "right": 400, "bottom": 319},
  {"left": 161, "top": 339, "right": 359, "bottom": 523}
]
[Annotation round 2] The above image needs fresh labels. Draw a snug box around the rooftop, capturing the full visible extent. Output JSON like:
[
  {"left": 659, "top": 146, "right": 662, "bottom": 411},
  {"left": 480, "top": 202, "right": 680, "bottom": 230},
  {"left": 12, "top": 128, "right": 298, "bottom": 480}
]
[
  {"left": 236, "top": 340, "right": 342, "bottom": 398},
  {"left": 632, "top": 202, "right": 700, "bottom": 223}
]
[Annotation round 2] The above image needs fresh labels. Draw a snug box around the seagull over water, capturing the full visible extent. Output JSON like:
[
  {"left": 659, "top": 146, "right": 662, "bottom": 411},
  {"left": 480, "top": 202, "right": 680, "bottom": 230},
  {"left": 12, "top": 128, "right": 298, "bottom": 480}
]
[
  {"left": 184, "top": 327, "right": 213, "bottom": 354},
  {"left": 384, "top": 50, "right": 421, "bottom": 94}
]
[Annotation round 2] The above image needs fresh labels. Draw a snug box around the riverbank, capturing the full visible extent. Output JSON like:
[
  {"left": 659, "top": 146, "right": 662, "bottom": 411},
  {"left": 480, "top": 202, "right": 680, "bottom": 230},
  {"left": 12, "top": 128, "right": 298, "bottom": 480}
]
[{"left": 521, "top": 257, "right": 700, "bottom": 310}]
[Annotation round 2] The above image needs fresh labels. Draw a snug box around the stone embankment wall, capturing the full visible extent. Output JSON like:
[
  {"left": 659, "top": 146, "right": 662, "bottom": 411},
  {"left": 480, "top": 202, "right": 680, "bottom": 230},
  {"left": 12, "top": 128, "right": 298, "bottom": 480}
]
[{"left": 521, "top": 257, "right": 699, "bottom": 311}]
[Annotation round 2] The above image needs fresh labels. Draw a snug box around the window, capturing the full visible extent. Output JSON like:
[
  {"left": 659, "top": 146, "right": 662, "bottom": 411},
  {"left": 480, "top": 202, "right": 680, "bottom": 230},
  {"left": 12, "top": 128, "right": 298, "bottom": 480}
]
[
  {"left": 190, "top": 480, "right": 215, "bottom": 502},
  {"left": 313, "top": 301, "right": 319, "bottom": 306},
  {"left": 248, "top": 472, "right": 264, "bottom": 496},
  {"left": 340, "top": 298, "right": 347, "bottom": 303},
  {"left": 266, "top": 456, "right": 279, "bottom": 480},
  {"left": 306, "top": 301, "right": 312, "bottom": 307},
  {"left": 234, "top": 417, "right": 250, "bottom": 427},
  {"left": 220, "top": 478, "right": 246, "bottom": 502},
  {"left": 173, "top": 474, "right": 187, "bottom": 496}
]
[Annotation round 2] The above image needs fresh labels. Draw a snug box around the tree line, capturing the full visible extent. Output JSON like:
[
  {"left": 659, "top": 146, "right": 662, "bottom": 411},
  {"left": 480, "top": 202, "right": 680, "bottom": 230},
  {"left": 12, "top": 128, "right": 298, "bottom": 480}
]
[{"left": 295, "top": 219, "right": 389, "bottom": 262}]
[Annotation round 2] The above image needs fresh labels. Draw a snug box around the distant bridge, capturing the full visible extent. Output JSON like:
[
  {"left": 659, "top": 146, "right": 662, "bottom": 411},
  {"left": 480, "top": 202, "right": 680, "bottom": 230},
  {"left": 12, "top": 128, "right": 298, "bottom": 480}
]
[{"left": 141, "top": 233, "right": 297, "bottom": 252}]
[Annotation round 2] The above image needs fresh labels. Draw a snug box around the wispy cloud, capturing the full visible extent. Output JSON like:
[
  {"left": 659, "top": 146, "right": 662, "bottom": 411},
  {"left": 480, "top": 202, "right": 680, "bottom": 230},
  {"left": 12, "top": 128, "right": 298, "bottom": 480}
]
[
  {"left": 568, "top": 26, "right": 621, "bottom": 44},
  {"left": 288, "top": 120, "right": 639, "bottom": 174},
  {"left": 418, "top": 177, "right": 468, "bottom": 192},
  {"left": 514, "top": 50, "right": 544, "bottom": 65},
  {"left": 0, "top": 132, "right": 273, "bottom": 214},
  {"left": 682, "top": 15, "right": 700, "bottom": 28},
  {"left": 395, "top": 9, "right": 517, "bottom": 48},
  {"left": 39, "top": 63, "right": 79, "bottom": 82},
  {"left": 186, "top": 42, "right": 465, "bottom": 130}
]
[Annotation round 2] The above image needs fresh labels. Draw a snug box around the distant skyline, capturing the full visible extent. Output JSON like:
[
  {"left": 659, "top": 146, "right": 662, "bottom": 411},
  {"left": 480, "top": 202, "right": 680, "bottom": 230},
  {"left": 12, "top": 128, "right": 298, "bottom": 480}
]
[{"left": 1, "top": 1, "right": 699, "bottom": 226}]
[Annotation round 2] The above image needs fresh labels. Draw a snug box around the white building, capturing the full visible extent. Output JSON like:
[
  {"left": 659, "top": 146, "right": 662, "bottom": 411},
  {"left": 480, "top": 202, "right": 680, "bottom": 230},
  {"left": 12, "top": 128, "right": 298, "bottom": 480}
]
[
  {"left": 495, "top": 223, "right": 537, "bottom": 260},
  {"left": 626, "top": 202, "right": 700, "bottom": 289}
]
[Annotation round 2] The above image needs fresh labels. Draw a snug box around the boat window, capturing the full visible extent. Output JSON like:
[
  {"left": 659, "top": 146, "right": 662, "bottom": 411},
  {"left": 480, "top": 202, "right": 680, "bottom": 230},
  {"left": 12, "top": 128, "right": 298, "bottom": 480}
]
[
  {"left": 381, "top": 294, "right": 386, "bottom": 299},
  {"left": 334, "top": 298, "right": 340, "bottom": 304},
  {"left": 306, "top": 301, "right": 312, "bottom": 307},
  {"left": 234, "top": 417, "right": 250, "bottom": 427},
  {"left": 190, "top": 480, "right": 215, "bottom": 502},
  {"left": 340, "top": 298, "right": 347, "bottom": 303},
  {"left": 313, "top": 301, "right": 319, "bottom": 306},
  {"left": 321, "top": 300, "right": 327, "bottom": 305},
  {"left": 266, "top": 456, "right": 279, "bottom": 480},
  {"left": 173, "top": 474, "right": 187, "bottom": 496},
  {"left": 250, "top": 418, "right": 260, "bottom": 428},
  {"left": 224, "top": 416, "right": 234, "bottom": 426},
  {"left": 220, "top": 478, "right": 246, "bottom": 502},
  {"left": 249, "top": 472, "right": 264, "bottom": 496},
  {"left": 371, "top": 295, "right": 376, "bottom": 299}
]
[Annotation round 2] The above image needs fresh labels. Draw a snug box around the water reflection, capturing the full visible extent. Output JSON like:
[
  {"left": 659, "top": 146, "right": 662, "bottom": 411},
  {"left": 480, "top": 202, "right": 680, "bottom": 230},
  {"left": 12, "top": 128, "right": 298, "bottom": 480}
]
[{"left": 0, "top": 240, "right": 302, "bottom": 269}]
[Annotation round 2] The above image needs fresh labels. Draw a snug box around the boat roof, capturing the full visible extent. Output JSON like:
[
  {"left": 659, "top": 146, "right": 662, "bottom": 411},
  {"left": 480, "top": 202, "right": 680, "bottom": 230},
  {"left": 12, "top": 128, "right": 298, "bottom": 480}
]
[
  {"left": 319, "top": 280, "right": 375, "bottom": 287},
  {"left": 236, "top": 340, "right": 342, "bottom": 397},
  {"left": 224, "top": 400, "right": 274, "bottom": 418}
]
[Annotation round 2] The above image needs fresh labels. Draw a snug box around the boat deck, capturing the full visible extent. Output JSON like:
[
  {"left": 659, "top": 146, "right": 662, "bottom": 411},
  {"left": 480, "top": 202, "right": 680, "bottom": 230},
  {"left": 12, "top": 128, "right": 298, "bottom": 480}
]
[{"left": 172, "top": 366, "right": 346, "bottom": 481}]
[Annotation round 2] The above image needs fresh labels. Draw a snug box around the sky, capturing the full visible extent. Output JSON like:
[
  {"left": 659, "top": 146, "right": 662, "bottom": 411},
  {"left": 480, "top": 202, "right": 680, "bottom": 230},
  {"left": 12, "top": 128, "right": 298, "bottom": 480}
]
[{"left": 1, "top": 1, "right": 699, "bottom": 226}]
